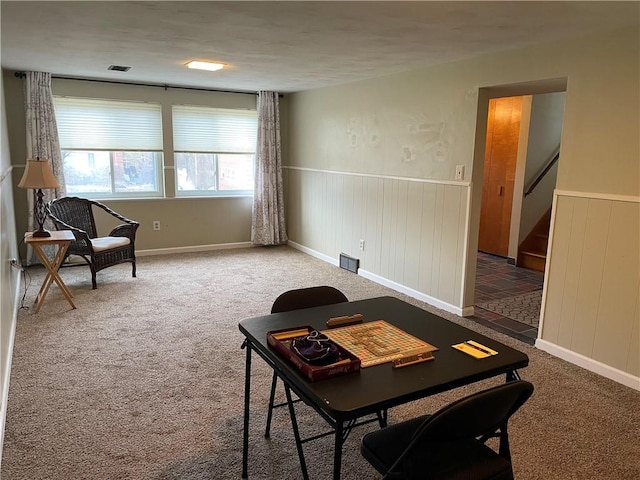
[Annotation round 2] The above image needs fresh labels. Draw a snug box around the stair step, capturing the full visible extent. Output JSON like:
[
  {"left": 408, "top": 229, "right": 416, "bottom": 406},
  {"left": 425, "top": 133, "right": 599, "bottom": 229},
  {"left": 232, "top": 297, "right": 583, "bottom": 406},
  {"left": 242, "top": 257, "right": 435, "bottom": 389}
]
[
  {"left": 521, "top": 251, "right": 546, "bottom": 259},
  {"left": 519, "top": 251, "right": 546, "bottom": 272}
]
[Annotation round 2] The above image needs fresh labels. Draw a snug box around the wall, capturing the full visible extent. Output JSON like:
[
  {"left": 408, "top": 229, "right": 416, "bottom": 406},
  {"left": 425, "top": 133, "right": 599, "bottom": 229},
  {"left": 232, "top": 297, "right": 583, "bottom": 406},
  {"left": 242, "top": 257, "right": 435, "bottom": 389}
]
[
  {"left": 519, "top": 92, "right": 565, "bottom": 241},
  {"left": 286, "top": 26, "right": 639, "bottom": 386},
  {"left": 285, "top": 169, "right": 468, "bottom": 313},
  {"left": 539, "top": 192, "right": 639, "bottom": 381},
  {"left": 0, "top": 69, "right": 20, "bottom": 456},
  {"left": 2, "top": 75, "right": 290, "bottom": 257}
]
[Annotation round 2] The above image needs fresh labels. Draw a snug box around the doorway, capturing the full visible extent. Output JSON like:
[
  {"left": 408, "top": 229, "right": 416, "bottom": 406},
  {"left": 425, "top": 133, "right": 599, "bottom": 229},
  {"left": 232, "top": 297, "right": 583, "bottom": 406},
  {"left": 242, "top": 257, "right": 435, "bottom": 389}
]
[{"left": 465, "top": 81, "right": 567, "bottom": 343}]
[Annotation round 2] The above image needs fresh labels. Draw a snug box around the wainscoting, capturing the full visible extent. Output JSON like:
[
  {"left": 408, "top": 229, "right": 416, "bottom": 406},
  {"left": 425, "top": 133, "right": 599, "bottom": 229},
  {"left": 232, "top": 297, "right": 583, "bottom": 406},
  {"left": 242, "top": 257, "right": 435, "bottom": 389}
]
[
  {"left": 284, "top": 167, "right": 470, "bottom": 314},
  {"left": 537, "top": 190, "right": 640, "bottom": 388},
  {"left": 284, "top": 168, "right": 640, "bottom": 389}
]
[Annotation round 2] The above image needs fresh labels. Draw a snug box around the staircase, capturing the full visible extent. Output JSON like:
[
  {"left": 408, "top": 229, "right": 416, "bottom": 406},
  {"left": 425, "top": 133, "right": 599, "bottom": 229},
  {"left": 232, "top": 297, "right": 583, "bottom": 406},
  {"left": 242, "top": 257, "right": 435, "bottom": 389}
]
[{"left": 517, "top": 208, "right": 551, "bottom": 272}]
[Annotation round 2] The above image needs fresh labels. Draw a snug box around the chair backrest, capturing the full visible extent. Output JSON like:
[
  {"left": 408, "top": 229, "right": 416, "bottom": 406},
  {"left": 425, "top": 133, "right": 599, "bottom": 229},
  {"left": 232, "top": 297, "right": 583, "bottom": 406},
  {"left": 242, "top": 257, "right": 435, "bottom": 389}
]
[
  {"left": 271, "top": 286, "right": 348, "bottom": 313},
  {"left": 47, "top": 197, "right": 98, "bottom": 238},
  {"left": 415, "top": 380, "right": 534, "bottom": 444},
  {"left": 390, "top": 380, "right": 533, "bottom": 479}
]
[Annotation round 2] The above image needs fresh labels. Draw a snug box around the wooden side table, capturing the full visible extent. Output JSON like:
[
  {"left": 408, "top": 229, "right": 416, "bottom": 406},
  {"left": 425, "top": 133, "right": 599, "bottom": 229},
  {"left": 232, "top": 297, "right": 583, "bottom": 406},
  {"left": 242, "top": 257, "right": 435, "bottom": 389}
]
[{"left": 24, "top": 230, "right": 77, "bottom": 313}]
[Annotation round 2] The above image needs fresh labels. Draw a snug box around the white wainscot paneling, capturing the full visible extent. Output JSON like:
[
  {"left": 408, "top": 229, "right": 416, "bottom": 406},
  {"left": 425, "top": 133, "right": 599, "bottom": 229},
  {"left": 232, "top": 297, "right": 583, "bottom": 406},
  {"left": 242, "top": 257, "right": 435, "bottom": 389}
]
[
  {"left": 285, "top": 167, "right": 470, "bottom": 315},
  {"left": 538, "top": 191, "right": 640, "bottom": 390}
]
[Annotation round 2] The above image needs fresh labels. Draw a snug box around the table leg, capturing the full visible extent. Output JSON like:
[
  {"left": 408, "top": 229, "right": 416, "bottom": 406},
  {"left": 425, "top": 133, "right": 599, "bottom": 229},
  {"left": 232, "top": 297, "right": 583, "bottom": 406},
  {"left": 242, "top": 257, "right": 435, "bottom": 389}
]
[
  {"left": 32, "top": 242, "right": 76, "bottom": 313},
  {"left": 285, "top": 384, "right": 309, "bottom": 480},
  {"left": 48, "top": 243, "right": 74, "bottom": 300},
  {"left": 377, "top": 408, "right": 388, "bottom": 428},
  {"left": 242, "top": 340, "right": 252, "bottom": 479},
  {"left": 506, "top": 369, "right": 521, "bottom": 382},
  {"left": 333, "top": 420, "right": 344, "bottom": 480}
]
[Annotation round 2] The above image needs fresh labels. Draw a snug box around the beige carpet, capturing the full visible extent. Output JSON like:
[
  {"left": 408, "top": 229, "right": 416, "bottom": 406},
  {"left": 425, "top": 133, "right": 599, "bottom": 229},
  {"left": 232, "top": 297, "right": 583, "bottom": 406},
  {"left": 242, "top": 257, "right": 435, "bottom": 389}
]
[{"left": 2, "top": 246, "right": 639, "bottom": 479}]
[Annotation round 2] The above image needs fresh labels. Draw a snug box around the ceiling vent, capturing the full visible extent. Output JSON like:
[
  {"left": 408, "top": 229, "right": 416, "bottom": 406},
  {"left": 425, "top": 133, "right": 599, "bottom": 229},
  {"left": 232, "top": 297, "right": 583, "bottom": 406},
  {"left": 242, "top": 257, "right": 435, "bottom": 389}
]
[{"left": 107, "top": 65, "right": 131, "bottom": 72}]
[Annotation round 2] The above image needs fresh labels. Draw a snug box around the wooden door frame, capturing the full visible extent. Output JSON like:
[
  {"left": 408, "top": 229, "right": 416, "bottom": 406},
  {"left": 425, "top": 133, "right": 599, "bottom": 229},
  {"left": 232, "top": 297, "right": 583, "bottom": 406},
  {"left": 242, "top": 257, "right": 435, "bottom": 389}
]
[{"left": 462, "top": 78, "right": 567, "bottom": 313}]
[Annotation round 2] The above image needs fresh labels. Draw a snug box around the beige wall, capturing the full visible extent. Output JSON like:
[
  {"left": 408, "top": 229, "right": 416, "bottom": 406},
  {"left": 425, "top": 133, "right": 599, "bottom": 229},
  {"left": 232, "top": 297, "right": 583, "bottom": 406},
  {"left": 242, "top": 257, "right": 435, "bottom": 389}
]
[
  {"left": 286, "top": 26, "right": 639, "bottom": 384},
  {"left": 3, "top": 75, "right": 282, "bottom": 256},
  {"left": 542, "top": 193, "right": 639, "bottom": 377},
  {"left": 0, "top": 69, "right": 20, "bottom": 452},
  {"left": 289, "top": 27, "right": 639, "bottom": 194},
  {"left": 519, "top": 92, "right": 565, "bottom": 242}
]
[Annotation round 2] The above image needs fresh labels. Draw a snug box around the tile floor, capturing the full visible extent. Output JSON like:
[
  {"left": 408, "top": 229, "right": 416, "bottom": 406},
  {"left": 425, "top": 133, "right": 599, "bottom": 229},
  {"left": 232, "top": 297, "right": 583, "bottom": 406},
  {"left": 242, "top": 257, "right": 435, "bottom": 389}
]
[{"left": 468, "top": 252, "right": 544, "bottom": 345}]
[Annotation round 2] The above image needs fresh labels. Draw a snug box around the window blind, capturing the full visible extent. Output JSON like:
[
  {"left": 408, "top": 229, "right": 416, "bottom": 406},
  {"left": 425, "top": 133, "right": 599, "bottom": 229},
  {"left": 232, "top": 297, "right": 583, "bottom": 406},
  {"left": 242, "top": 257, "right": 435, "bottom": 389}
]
[
  {"left": 54, "top": 97, "right": 163, "bottom": 150},
  {"left": 172, "top": 105, "right": 257, "bottom": 153}
]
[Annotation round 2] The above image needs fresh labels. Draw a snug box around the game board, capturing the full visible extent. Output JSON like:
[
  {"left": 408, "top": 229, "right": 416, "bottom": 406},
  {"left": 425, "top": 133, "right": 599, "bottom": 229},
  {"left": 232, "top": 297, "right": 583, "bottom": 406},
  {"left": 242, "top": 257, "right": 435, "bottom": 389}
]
[{"left": 322, "top": 320, "right": 438, "bottom": 367}]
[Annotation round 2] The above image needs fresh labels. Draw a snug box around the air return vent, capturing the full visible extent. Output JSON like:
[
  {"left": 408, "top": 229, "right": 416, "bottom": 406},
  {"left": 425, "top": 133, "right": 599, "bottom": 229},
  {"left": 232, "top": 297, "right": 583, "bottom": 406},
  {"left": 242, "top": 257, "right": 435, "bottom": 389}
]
[
  {"left": 108, "top": 65, "right": 131, "bottom": 72},
  {"left": 339, "top": 253, "right": 359, "bottom": 273}
]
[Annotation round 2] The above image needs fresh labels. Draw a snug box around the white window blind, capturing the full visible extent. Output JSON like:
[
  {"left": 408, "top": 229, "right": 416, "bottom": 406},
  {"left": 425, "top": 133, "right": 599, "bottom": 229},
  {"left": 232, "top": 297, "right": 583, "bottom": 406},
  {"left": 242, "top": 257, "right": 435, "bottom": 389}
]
[
  {"left": 54, "top": 97, "right": 163, "bottom": 150},
  {"left": 173, "top": 105, "right": 257, "bottom": 153}
]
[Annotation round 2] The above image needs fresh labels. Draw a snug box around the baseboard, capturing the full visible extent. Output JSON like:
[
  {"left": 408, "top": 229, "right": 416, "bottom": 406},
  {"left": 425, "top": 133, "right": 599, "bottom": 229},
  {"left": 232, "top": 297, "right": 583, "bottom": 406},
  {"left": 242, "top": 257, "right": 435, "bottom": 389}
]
[
  {"left": 535, "top": 339, "right": 640, "bottom": 391},
  {"left": 287, "top": 241, "right": 339, "bottom": 266},
  {"left": 1, "top": 269, "right": 22, "bottom": 457},
  {"left": 287, "top": 241, "right": 463, "bottom": 316},
  {"left": 358, "top": 269, "right": 465, "bottom": 316},
  {"left": 136, "top": 241, "right": 253, "bottom": 257}
]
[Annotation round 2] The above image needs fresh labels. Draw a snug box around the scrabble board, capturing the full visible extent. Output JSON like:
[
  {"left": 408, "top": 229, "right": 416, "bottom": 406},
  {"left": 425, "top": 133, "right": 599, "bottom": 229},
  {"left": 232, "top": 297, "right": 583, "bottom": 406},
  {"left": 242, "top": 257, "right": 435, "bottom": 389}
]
[{"left": 323, "top": 320, "right": 438, "bottom": 367}]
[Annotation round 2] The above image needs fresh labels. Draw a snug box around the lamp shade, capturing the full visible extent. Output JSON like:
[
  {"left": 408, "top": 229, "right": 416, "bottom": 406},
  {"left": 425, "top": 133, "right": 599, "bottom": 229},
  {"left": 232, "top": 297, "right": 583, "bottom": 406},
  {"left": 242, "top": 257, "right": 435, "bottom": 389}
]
[{"left": 18, "top": 159, "right": 60, "bottom": 189}]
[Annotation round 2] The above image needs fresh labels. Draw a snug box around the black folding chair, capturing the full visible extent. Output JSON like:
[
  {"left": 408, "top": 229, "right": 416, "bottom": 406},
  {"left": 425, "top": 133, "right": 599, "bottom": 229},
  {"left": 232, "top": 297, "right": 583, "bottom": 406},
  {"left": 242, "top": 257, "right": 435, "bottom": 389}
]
[
  {"left": 265, "top": 285, "right": 349, "bottom": 437},
  {"left": 361, "top": 380, "right": 534, "bottom": 479}
]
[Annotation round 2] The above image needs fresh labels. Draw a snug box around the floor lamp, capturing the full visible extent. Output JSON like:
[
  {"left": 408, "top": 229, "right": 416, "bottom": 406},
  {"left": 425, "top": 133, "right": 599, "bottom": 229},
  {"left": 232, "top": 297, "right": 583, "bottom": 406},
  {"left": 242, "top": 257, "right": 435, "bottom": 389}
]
[{"left": 18, "top": 158, "right": 60, "bottom": 237}]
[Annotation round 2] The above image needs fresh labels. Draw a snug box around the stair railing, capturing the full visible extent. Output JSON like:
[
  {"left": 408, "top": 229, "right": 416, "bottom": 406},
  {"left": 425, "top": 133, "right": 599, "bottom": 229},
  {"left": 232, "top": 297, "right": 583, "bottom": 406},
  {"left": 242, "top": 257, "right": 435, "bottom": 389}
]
[{"left": 524, "top": 147, "right": 560, "bottom": 197}]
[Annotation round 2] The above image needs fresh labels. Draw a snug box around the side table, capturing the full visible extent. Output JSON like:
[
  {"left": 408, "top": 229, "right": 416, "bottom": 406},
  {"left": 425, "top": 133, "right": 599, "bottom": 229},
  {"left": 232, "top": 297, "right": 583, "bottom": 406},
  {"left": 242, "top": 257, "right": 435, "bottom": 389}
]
[{"left": 24, "top": 230, "right": 77, "bottom": 313}]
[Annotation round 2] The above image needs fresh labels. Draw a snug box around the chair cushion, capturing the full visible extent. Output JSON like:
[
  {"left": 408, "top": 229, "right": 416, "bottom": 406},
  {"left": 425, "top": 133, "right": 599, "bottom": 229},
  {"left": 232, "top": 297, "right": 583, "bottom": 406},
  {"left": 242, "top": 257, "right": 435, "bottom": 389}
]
[
  {"left": 361, "top": 415, "right": 513, "bottom": 480},
  {"left": 90, "top": 236, "right": 130, "bottom": 252}
]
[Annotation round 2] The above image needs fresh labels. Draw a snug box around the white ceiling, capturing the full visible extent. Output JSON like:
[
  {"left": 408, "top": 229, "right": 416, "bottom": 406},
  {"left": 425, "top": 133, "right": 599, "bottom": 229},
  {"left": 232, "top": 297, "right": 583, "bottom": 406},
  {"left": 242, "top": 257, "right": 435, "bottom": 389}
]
[{"left": 1, "top": 1, "right": 638, "bottom": 93}]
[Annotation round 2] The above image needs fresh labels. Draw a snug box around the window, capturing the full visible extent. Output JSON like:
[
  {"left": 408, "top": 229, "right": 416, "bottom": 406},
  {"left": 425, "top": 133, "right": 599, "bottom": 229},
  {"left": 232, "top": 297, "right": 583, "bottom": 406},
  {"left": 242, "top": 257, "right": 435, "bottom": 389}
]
[
  {"left": 172, "top": 105, "right": 257, "bottom": 196},
  {"left": 54, "top": 97, "right": 163, "bottom": 198}
]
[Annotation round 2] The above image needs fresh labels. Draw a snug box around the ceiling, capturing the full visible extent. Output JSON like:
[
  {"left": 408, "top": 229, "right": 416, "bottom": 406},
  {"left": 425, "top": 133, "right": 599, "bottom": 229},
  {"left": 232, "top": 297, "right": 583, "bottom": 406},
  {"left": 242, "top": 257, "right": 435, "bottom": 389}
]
[{"left": 1, "top": 1, "right": 638, "bottom": 94}]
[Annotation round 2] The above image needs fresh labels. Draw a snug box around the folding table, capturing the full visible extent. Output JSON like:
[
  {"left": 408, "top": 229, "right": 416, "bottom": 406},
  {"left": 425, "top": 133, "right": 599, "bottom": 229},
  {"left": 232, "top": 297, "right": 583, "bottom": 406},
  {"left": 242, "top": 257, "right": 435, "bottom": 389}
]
[{"left": 239, "top": 296, "right": 529, "bottom": 480}]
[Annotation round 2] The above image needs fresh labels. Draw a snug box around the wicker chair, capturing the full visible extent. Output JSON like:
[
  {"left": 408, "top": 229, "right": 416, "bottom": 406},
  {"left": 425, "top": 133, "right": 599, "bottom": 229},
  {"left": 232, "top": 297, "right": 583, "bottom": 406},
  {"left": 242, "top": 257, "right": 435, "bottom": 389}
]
[{"left": 46, "top": 196, "right": 139, "bottom": 289}]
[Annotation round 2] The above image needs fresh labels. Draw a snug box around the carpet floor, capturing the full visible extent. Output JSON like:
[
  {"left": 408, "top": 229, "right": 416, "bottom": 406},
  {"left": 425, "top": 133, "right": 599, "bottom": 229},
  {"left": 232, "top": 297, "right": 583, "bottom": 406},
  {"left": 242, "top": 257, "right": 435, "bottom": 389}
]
[{"left": 2, "top": 246, "right": 639, "bottom": 479}]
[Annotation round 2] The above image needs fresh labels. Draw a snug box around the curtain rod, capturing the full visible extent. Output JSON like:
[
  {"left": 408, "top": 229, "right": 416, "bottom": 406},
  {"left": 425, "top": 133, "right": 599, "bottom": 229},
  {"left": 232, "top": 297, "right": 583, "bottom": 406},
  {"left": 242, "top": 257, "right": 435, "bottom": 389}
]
[{"left": 14, "top": 71, "right": 259, "bottom": 96}]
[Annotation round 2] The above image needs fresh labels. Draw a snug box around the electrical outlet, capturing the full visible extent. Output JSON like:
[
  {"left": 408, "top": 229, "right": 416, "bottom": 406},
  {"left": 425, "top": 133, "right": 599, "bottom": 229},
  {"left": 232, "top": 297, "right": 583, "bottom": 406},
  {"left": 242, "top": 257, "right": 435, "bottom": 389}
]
[
  {"left": 455, "top": 165, "right": 465, "bottom": 180},
  {"left": 359, "top": 239, "right": 365, "bottom": 251},
  {"left": 10, "top": 259, "right": 23, "bottom": 271},
  {"left": 153, "top": 220, "right": 161, "bottom": 231}
]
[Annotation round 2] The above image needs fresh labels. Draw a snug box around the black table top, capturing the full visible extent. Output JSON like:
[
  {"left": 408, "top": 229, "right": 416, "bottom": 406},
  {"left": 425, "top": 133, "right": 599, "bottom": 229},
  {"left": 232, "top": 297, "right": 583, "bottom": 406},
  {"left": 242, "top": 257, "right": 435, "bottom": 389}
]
[{"left": 239, "top": 296, "right": 529, "bottom": 420}]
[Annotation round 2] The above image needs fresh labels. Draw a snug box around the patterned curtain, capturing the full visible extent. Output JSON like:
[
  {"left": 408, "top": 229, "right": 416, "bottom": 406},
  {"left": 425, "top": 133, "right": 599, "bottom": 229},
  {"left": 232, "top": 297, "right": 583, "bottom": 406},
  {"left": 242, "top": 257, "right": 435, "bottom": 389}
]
[
  {"left": 251, "top": 91, "right": 288, "bottom": 246},
  {"left": 24, "top": 71, "right": 66, "bottom": 262}
]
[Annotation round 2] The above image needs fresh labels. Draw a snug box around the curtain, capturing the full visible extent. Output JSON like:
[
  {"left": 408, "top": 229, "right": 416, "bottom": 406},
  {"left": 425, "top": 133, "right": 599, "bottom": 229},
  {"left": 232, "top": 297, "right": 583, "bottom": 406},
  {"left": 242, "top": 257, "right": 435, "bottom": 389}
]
[
  {"left": 24, "top": 71, "right": 66, "bottom": 262},
  {"left": 251, "top": 91, "right": 288, "bottom": 246}
]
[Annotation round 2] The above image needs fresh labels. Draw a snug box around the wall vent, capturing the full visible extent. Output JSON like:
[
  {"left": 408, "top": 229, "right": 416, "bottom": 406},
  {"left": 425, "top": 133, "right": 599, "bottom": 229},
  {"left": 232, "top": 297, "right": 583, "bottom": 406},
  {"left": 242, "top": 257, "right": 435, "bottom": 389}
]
[
  {"left": 108, "top": 65, "right": 131, "bottom": 72},
  {"left": 339, "top": 253, "right": 359, "bottom": 273}
]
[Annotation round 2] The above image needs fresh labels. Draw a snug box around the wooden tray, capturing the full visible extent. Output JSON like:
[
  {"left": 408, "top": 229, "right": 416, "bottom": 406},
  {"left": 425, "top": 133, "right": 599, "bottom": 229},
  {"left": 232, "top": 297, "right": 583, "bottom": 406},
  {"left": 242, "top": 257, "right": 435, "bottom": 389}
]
[{"left": 267, "top": 326, "right": 361, "bottom": 382}]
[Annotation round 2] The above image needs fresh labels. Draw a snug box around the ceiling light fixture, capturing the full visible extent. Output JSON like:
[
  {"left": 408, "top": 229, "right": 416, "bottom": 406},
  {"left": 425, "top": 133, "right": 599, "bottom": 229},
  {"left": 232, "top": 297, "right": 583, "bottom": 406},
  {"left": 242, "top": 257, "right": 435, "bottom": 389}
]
[{"left": 186, "top": 60, "right": 225, "bottom": 72}]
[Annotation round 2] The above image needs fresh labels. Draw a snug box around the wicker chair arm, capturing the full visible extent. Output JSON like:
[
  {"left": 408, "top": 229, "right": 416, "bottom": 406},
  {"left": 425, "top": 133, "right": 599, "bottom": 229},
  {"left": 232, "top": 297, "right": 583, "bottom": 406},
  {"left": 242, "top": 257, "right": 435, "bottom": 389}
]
[
  {"left": 94, "top": 201, "right": 139, "bottom": 226},
  {"left": 50, "top": 221, "right": 93, "bottom": 256},
  {"left": 109, "top": 223, "right": 139, "bottom": 239},
  {"left": 47, "top": 215, "right": 91, "bottom": 243}
]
